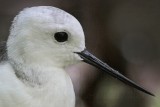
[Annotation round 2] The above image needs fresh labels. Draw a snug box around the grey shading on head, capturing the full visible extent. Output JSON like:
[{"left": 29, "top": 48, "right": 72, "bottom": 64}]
[{"left": 9, "top": 6, "right": 81, "bottom": 38}]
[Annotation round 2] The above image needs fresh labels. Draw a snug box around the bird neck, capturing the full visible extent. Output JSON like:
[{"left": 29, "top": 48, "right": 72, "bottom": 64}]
[
  {"left": 11, "top": 61, "right": 69, "bottom": 87},
  {"left": 9, "top": 62, "right": 75, "bottom": 107}
]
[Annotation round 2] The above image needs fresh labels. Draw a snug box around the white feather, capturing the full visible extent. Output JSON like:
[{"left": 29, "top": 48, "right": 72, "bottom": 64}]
[{"left": 0, "top": 6, "right": 86, "bottom": 107}]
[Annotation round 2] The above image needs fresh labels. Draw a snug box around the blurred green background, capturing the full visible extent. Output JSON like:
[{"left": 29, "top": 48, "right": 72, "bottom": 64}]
[{"left": 0, "top": 0, "right": 160, "bottom": 107}]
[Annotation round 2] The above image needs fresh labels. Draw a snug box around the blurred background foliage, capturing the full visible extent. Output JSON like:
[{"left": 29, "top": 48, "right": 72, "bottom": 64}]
[{"left": 0, "top": 0, "right": 160, "bottom": 107}]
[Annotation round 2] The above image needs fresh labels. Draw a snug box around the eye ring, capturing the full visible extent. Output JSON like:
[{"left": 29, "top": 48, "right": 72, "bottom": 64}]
[{"left": 54, "top": 32, "right": 68, "bottom": 42}]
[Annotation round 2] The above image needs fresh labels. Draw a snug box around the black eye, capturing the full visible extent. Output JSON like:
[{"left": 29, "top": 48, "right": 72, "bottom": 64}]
[{"left": 54, "top": 32, "right": 68, "bottom": 42}]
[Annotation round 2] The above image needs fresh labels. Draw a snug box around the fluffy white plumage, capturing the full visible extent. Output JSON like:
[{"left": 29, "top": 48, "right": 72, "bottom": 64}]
[{"left": 0, "top": 6, "right": 85, "bottom": 107}]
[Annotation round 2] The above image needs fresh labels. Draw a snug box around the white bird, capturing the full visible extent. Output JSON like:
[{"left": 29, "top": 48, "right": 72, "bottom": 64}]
[{"left": 0, "top": 6, "right": 153, "bottom": 107}]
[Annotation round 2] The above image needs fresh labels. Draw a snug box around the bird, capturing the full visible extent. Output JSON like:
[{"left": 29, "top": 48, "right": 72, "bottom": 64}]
[{"left": 0, "top": 6, "right": 154, "bottom": 107}]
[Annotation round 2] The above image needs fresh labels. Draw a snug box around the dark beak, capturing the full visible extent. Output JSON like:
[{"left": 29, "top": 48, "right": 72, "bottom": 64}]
[{"left": 75, "top": 49, "right": 154, "bottom": 96}]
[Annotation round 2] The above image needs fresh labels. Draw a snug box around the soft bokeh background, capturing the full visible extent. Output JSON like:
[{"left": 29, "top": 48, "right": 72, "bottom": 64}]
[{"left": 0, "top": 0, "right": 160, "bottom": 107}]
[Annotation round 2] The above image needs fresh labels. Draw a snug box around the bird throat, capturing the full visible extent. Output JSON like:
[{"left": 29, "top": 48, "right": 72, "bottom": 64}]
[{"left": 10, "top": 61, "right": 54, "bottom": 87}]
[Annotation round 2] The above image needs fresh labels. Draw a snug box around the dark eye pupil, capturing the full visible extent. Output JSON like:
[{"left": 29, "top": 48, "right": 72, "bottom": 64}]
[{"left": 54, "top": 32, "right": 68, "bottom": 42}]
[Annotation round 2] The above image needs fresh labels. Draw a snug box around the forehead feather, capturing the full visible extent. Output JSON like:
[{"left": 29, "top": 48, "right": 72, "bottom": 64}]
[
  {"left": 10, "top": 6, "right": 84, "bottom": 40},
  {"left": 16, "top": 6, "right": 78, "bottom": 25}
]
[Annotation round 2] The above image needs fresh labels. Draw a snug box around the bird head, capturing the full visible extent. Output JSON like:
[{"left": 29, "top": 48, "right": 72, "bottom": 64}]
[
  {"left": 7, "top": 6, "right": 85, "bottom": 68},
  {"left": 7, "top": 6, "right": 154, "bottom": 96}
]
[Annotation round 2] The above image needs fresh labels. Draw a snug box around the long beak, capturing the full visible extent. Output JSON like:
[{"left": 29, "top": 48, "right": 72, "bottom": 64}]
[{"left": 75, "top": 49, "right": 154, "bottom": 96}]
